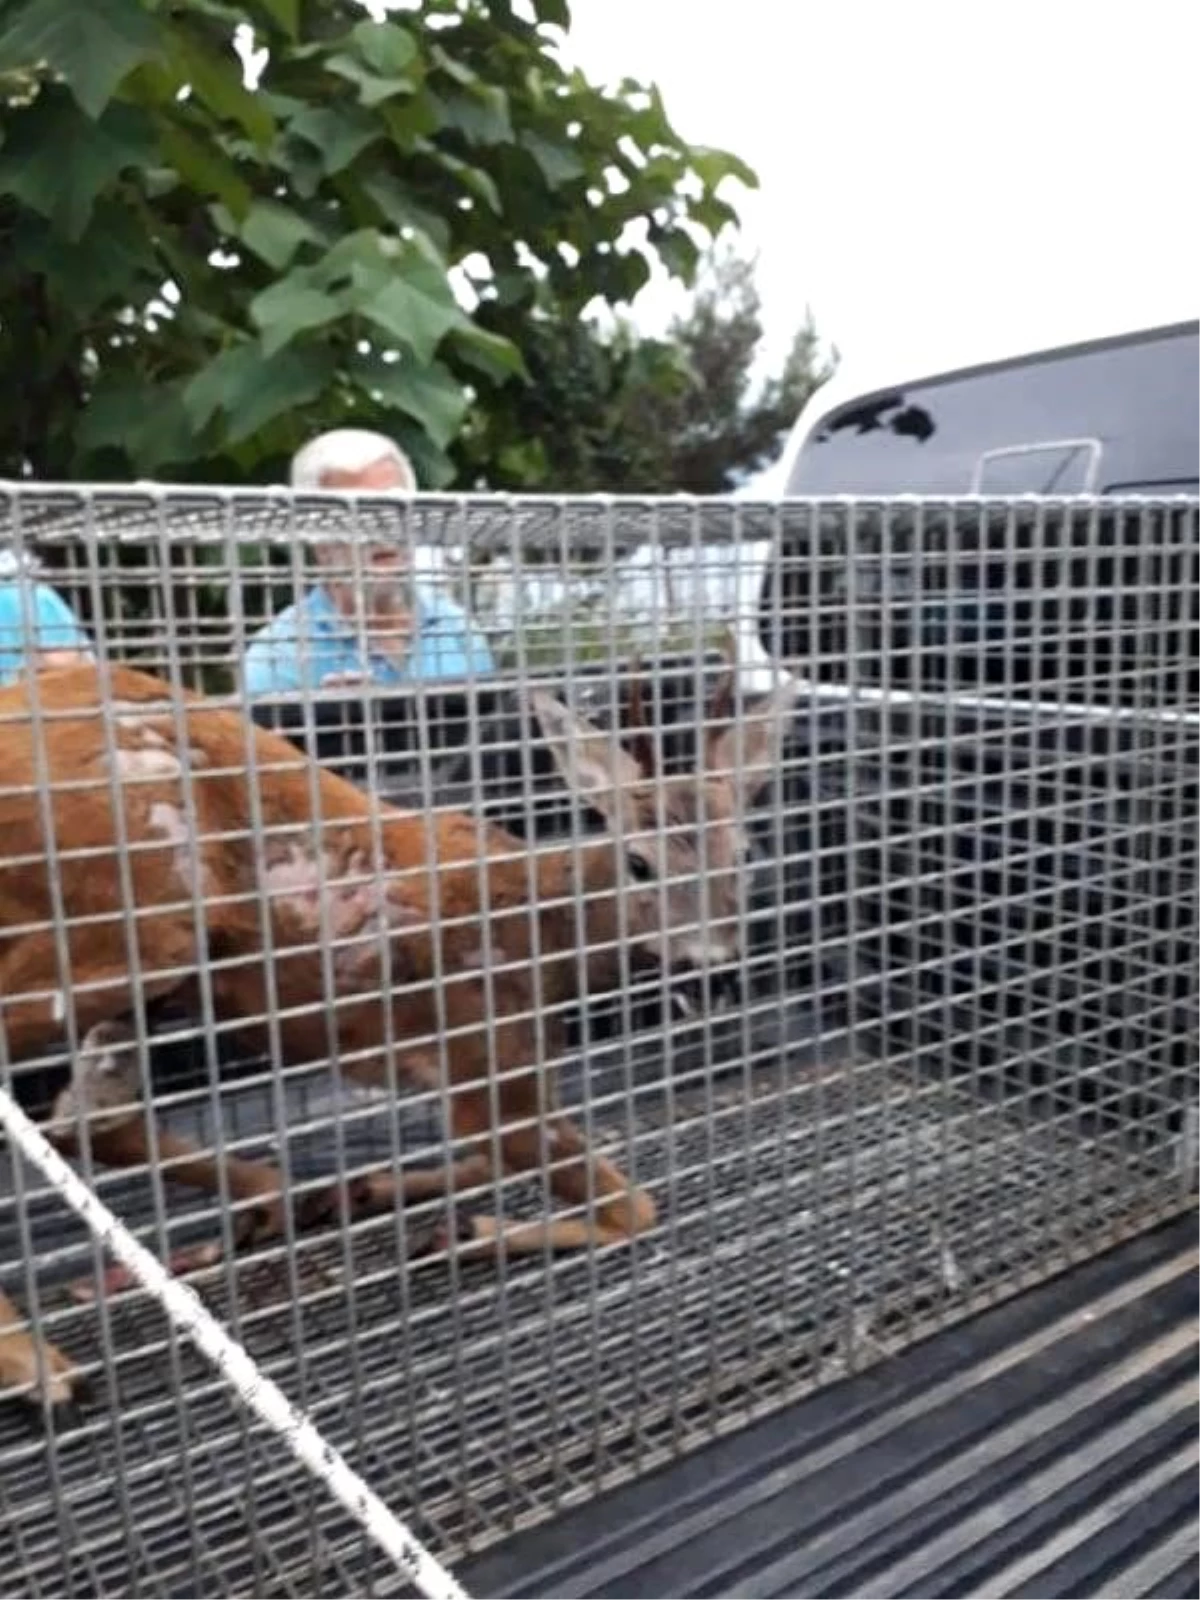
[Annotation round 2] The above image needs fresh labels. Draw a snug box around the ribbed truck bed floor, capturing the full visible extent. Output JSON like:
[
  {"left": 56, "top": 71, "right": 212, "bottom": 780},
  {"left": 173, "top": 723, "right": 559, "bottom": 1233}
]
[{"left": 460, "top": 1211, "right": 1200, "bottom": 1600}]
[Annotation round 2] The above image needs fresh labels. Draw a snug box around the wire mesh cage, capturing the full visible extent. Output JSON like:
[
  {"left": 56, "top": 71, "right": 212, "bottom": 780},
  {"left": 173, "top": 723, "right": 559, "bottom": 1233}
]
[{"left": 0, "top": 485, "right": 1196, "bottom": 1598}]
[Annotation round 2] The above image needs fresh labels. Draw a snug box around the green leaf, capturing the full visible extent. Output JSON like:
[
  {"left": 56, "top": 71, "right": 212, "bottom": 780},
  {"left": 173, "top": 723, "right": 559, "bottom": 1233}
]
[
  {"left": 324, "top": 236, "right": 463, "bottom": 364},
  {"left": 287, "top": 104, "right": 380, "bottom": 174},
  {"left": 377, "top": 90, "right": 444, "bottom": 149},
  {"left": 497, "top": 436, "right": 548, "bottom": 483},
  {"left": 0, "top": 89, "right": 154, "bottom": 240},
  {"left": 433, "top": 149, "right": 501, "bottom": 213},
  {"left": 360, "top": 172, "right": 450, "bottom": 252},
  {"left": 77, "top": 377, "right": 196, "bottom": 472},
  {"left": 428, "top": 43, "right": 477, "bottom": 88},
  {"left": 308, "top": 228, "right": 395, "bottom": 296},
  {"left": 689, "top": 193, "right": 738, "bottom": 239},
  {"left": 326, "top": 53, "right": 415, "bottom": 108},
  {"left": 349, "top": 19, "right": 418, "bottom": 77},
  {"left": 690, "top": 144, "right": 759, "bottom": 192},
  {"left": 258, "top": 0, "right": 299, "bottom": 37},
  {"left": 161, "top": 121, "right": 252, "bottom": 219},
  {"left": 352, "top": 356, "right": 467, "bottom": 448},
  {"left": 184, "top": 341, "right": 337, "bottom": 441},
  {"left": 175, "top": 28, "right": 275, "bottom": 147},
  {"left": 240, "top": 200, "right": 320, "bottom": 269},
  {"left": 520, "top": 130, "right": 583, "bottom": 185},
  {"left": 449, "top": 323, "right": 529, "bottom": 384},
  {"left": 530, "top": 0, "right": 570, "bottom": 26},
  {"left": 438, "top": 84, "right": 512, "bottom": 145},
  {"left": 654, "top": 227, "right": 701, "bottom": 283},
  {"left": 159, "top": 0, "right": 246, "bottom": 25},
  {"left": 0, "top": 0, "right": 774, "bottom": 489},
  {"left": 181, "top": 343, "right": 251, "bottom": 430},
  {"left": 259, "top": 89, "right": 308, "bottom": 120},
  {"left": 490, "top": 268, "right": 536, "bottom": 310},
  {"left": 11, "top": 201, "right": 155, "bottom": 317},
  {"left": 0, "top": 0, "right": 162, "bottom": 119},
  {"left": 249, "top": 276, "right": 344, "bottom": 356},
  {"left": 602, "top": 248, "right": 652, "bottom": 302},
  {"left": 277, "top": 136, "right": 323, "bottom": 199},
  {"left": 406, "top": 441, "right": 455, "bottom": 491},
  {"left": 356, "top": 261, "right": 464, "bottom": 365}
]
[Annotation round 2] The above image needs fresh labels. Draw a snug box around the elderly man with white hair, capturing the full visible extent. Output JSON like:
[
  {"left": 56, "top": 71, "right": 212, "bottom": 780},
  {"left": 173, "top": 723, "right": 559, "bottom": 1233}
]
[{"left": 243, "top": 428, "right": 494, "bottom": 697}]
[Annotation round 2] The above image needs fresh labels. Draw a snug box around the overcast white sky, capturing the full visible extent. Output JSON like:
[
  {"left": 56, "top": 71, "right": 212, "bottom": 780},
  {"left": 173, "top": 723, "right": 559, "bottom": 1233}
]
[{"left": 562, "top": 0, "right": 1198, "bottom": 390}]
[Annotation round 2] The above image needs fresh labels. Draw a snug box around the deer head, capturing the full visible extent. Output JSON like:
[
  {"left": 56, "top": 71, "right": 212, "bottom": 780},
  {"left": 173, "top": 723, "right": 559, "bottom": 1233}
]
[{"left": 529, "top": 642, "right": 798, "bottom": 984}]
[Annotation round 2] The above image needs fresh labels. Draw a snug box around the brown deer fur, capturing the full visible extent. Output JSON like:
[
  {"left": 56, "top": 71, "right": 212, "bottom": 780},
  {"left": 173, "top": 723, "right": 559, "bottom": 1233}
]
[{"left": 0, "top": 658, "right": 794, "bottom": 1412}]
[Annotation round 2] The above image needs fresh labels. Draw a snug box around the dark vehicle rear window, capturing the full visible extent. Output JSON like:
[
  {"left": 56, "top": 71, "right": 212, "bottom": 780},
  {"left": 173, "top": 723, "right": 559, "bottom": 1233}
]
[
  {"left": 763, "top": 325, "right": 1200, "bottom": 707},
  {"left": 784, "top": 323, "right": 1200, "bottom": 497}
]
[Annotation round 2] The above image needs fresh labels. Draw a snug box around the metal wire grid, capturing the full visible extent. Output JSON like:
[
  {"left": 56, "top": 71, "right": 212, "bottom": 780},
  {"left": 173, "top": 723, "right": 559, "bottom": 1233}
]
[
  {"left": 1, "top": 489, "right": 766, "bottom": 698},
  {"left": 0, "top": 488, "right": 1196, "bottom": 1598},
  {"left": 852, "top": 703, "right": 1197, "bottom": 1125},
  {"left": 0, "top": 1041, "right": 1186, "bottom": 1599}
]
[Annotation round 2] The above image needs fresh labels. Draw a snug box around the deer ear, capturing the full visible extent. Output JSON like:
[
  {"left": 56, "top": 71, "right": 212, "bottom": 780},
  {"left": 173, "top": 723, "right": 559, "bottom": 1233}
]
[
  {"left": 531, "top": 690, "right": 643, "bottom": 818},
  {"left": 707, "top": 674, "right": 799, "bottom": 805},
  {"left": 702, "top": 625, "right": 743, "bottom": 736},
  {"left": 624, "top": 656, "right": 657, "bottom": 777}
]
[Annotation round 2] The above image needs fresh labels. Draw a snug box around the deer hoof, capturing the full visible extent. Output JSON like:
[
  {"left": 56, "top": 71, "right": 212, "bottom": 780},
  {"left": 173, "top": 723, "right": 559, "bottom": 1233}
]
[
  {"left": 6, "top": 1361, "right": 95, "bottom": 1431},
  {"left": 29, "top": 1378, "right": 96, "bottom": 1435}
]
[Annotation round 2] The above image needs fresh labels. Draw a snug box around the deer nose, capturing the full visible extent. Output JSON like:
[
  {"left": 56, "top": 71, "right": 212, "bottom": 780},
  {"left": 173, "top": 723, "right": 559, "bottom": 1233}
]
[{"left": 669, "top": 945, "right": 742, "bottom": 1016}]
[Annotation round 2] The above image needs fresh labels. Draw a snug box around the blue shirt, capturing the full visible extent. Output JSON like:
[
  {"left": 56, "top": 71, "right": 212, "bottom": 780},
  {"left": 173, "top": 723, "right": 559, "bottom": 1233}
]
[
  {"left": 0, "top": 579, "right": 92, "bottom": 686},
  {"left": 243, "top": 584, "right": 494, "bottom": 697}
]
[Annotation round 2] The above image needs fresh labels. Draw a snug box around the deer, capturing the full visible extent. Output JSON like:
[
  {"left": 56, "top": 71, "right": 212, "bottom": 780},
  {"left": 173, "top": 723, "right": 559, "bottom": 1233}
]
[{"left": 0, "top": 652, "right": 796, "bottom": 1420}]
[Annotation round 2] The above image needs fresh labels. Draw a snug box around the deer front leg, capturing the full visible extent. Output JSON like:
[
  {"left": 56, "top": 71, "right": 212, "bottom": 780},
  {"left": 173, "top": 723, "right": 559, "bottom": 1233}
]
[
  {"left": 62, "top": 1114, "right": 291, "bottom": 1302},
  {"left": 62, "top": 1040, "right": 484, "bottom": 1288},
  {"left": 101, "top": 1153, "right": 491, "bottom": 1281},
  {"left": 286, "top": 1043, "right": 494, "bottom": 1238},
  {"left": 448, "top": 1081, "right": 658, "bottom": 1257},
  {"left": 223, "top": 1124, "right": 497, "bottom": 1256},
  {"left": 329, "top": 1149, "right": 494, "bottom": 1215},
  {"left": 0, "top": 1284, "right": 88, "bottom": 1421},
  {"left": 0, "top": 935, "right": 262, "bottom": 1285},
  {"left": 45, "top": 1020, "right": 287, "bottom": 1300}
]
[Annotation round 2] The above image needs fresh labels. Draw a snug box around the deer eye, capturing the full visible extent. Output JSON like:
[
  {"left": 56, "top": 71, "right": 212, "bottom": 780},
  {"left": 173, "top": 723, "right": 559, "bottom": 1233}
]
[{"left": 625, "top": 852, "right": 655, "bottom": 883}]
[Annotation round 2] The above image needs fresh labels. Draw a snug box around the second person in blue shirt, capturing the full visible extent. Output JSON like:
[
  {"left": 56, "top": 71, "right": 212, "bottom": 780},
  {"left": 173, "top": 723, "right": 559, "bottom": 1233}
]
[{"left": 0, "top": 551, "right": 93, "bottom": 686}]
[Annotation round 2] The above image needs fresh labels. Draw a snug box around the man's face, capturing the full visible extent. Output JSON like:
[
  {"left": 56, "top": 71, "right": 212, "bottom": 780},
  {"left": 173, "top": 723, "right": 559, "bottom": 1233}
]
[
  {"left": 313, "top": 454, "right": 413, "bottom": 609},
  {"left": 319, "top": 456, "right": 409, "bottom": 494}
]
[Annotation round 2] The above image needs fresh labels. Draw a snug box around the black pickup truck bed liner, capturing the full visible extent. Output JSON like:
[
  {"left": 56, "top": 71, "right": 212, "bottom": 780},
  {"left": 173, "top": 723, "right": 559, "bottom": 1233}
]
[{"left": 461, "top": 1211, "right": 1199, "bottom": 1600}]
